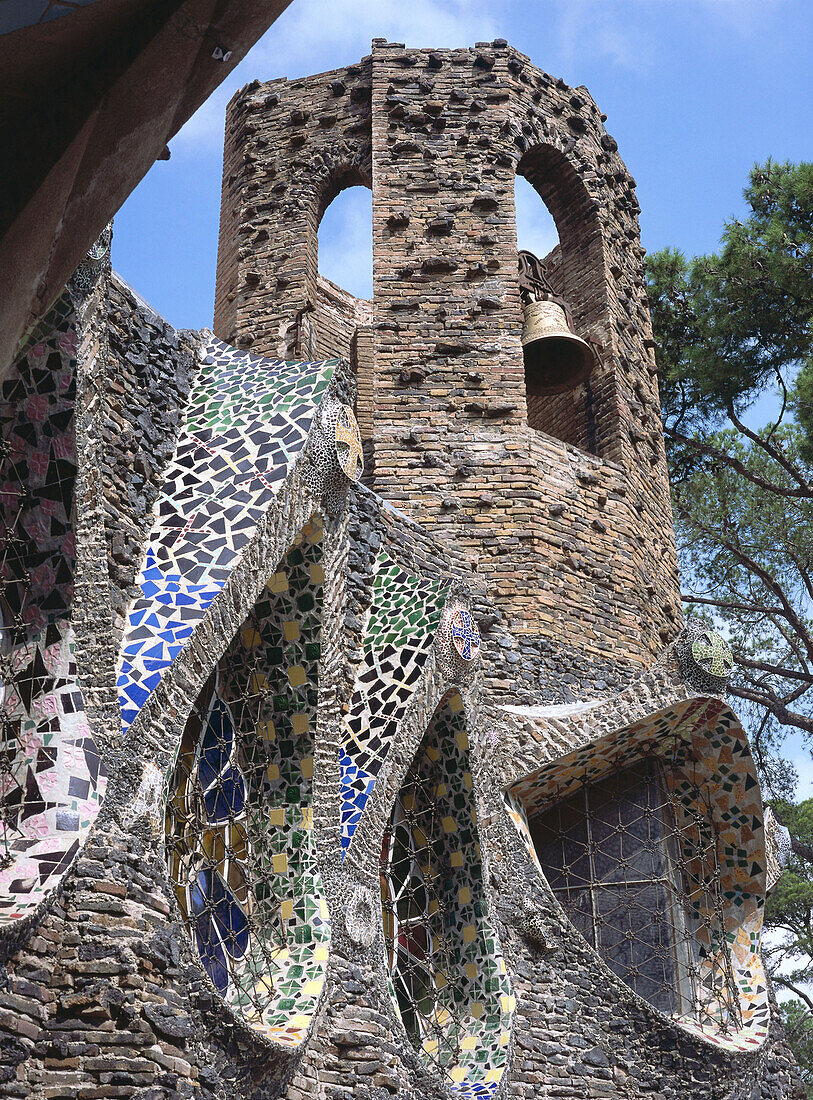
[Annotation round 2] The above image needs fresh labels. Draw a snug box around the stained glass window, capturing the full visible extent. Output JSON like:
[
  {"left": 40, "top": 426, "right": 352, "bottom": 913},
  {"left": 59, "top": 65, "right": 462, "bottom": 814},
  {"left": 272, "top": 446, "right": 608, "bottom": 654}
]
[
  {"left": 165, "top": 519, "right": 330, "bottom": 1046},
  {"left": 380, "top": 694, "right": 513, "bottom": 1098},
  {"left": 527, "top": 755, "right": 740, "bottom": 1030}
]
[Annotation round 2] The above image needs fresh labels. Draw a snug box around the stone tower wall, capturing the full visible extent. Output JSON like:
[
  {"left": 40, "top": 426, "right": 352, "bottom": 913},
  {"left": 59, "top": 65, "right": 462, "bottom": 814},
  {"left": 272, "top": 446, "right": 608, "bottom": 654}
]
[{"left": 214, "top": 41, "right": 680, "bottom": 669}]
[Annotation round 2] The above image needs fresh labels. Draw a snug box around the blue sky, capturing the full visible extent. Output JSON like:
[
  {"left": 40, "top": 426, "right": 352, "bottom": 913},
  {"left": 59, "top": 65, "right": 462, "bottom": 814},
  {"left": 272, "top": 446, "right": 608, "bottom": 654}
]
[
  {"left": 110, "top": 0, "right": 812, "bottom": 796},
  {"left": 111, "top": 0, "right": 811, "bottom": 328}
]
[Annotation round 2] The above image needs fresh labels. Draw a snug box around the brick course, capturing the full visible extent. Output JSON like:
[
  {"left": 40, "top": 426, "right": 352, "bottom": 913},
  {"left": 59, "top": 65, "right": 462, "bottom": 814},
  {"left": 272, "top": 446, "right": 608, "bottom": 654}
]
[{"left": 214, "top": 41, "right": 680, "bottom": 668}]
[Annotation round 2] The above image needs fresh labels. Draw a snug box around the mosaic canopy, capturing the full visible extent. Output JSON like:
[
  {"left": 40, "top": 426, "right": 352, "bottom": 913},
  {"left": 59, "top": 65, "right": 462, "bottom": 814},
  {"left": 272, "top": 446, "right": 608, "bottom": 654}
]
[
  {"left": 117, "top": 335, "right": 340, "bottom": 732},
  {"left": 506, "top": 697, "right": 768, "bottom": 1051}
]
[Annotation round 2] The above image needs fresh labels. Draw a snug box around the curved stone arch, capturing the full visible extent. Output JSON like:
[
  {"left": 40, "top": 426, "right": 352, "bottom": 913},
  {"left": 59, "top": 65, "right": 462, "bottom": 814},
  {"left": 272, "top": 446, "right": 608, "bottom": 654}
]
[
  {"left": 316, "top": 158, "right": 373, "bottom": 227},
  {"left": 498, "top": 646, "right": 688, "bottom": 787},
  {"left": 502, "top": 64, "right": 638, "bottom": 355},
  {"left": 514, "top": 141, "right": 609, "bottom": 343},
  {"left": 511, "top": 138, "right": 610, "bottom": 455},
  {"left": 379, "top": 689, "right": 516, "bottom": 1097},
  {"left": 163, "top": 516, "right": 333, "bottom": 1049},
  {"left": 272, "top": 147, "right": 374, "bottom": 364},
  {"left": 288, "top": 142, "right": 373, "bottom": 257},
  {"left": 505, "top": 696, "right": 769, "bottom": 1052}
]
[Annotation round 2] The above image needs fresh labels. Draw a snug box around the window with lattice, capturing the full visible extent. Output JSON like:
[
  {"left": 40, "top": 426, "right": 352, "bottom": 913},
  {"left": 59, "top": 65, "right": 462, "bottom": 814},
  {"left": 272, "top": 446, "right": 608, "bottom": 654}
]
[
  {"left": 528, "top": 756, "right": 739, "bottom": 1029},
  {"left": 380, "top": 694, "right": 513, "bottom": 1098}
]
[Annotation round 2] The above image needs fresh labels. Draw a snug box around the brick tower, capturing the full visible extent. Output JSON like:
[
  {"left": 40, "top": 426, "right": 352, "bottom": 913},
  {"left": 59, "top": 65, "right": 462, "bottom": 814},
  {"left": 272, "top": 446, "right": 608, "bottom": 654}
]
[{"left": 214, "top": 40, "right": 680, "bottom": 671}]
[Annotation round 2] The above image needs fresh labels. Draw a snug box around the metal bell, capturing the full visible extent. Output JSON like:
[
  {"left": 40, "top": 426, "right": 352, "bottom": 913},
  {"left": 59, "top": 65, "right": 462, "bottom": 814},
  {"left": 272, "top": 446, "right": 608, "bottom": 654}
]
[{"left": 521, "top": 300, "right": 596, "bottom": 395}]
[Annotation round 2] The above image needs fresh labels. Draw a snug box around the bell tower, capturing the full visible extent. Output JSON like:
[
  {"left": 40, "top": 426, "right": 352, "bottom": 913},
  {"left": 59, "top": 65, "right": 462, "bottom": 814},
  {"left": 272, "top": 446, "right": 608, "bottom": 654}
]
[{"left": 214, "top": 39, "right": 681, "bottom": 669}]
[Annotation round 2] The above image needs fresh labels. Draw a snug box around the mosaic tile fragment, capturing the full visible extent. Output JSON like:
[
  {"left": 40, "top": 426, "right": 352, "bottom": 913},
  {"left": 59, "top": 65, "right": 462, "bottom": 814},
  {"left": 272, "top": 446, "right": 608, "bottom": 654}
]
[{"left": 340, "top": 552, "right": 449, "bottom": 852}]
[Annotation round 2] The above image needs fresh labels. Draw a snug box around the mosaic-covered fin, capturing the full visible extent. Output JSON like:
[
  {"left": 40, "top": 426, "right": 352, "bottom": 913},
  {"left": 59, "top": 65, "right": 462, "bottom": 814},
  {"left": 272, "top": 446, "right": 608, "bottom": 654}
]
[
  {"left": 381, "top": 693, "right": 514, "bottom": 1097},
  {"left": 117, "top": 335, "right": 338, "bottom": 732},
  {"left": 340, "top": 552, "right": 449, "bottom": 852},
  {"left": 166, "top": 519, "right": 329, "bottom": 1046}
]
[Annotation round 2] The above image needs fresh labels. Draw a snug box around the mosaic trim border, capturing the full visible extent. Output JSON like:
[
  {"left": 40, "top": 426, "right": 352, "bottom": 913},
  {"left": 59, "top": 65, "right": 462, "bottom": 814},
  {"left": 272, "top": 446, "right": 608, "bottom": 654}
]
[{"left": 506, "top": 697, "right": 768, "bottom": 1052}]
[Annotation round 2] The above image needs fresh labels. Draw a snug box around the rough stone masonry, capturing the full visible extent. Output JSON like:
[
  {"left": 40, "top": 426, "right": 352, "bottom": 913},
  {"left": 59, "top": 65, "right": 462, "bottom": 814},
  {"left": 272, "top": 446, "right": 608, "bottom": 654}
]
[{"left": 0, "top": 38, "right": 804, "bottom": 1100}]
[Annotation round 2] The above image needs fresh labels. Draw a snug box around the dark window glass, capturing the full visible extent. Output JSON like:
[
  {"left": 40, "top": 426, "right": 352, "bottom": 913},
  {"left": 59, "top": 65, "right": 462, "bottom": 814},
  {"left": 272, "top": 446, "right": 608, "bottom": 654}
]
[{"left": 529, "top": 758, "right": 690, "bottom": 1018}]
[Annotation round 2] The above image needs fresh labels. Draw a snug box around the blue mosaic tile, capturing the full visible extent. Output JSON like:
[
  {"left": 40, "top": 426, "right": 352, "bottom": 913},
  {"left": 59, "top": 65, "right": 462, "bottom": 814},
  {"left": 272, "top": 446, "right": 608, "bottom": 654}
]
[{"left": 116, "top": 336, "right": 338, "bottom": 732}]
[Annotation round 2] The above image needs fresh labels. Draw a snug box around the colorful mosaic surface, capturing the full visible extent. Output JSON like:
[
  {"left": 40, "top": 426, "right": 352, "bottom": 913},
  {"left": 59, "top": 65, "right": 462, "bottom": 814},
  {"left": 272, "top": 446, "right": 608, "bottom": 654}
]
[
  {"left": 0, "top": 622, "right": 106, "bottom": 921},
  {"left": 334, "top": 404, "right": 364, "bottom": 481},
  {"left": 437, "top": 600, "right": 481, "bottom": 677},
  {"left": 166, "top": 520, "right": 330, "bottom": 1046},
  {"left": 0, "top": 295, "right": 105, "bottom": 923},
  {"left": 691, "top": 631, "right": 734, "bottom": 679},
  {"left": 340, "top": 553, "right": 448, "bottom": 852},
  {"left": 118, "top": 335, "right": 338, "bottom": 732},
  {"left": 506, "top": 698, "right": 768, "bottom": 1050},
  {"left": 0, "top": 295, "right": 77, "bottom": 636},
  {"left": 381, "top": 693, "right": 514, "bottom": 1097}
]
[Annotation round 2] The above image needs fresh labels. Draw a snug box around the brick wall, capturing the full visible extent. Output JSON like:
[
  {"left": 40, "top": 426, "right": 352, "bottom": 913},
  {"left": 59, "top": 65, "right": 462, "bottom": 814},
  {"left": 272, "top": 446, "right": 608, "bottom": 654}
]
[{"left": 214, "top": 41, "right": 680, "bottom": 670}]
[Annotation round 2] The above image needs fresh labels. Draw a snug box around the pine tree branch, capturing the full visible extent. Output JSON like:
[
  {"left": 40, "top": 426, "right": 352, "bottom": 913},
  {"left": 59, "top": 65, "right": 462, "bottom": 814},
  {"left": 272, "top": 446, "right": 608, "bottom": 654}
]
[
  {"left": 675, "top": 497, "right": 813, "bottom": 665},
  {"left": 666, "top": 425, "right": 813, "bottom": 498},
  {"left": 777, "top": 980, "right": 813, "bottom": 1016},
  {"left": 726, "top": 399, "right": 813, "bottom": 492},
  {"left": 735, "top": 655, "right": 813, "bottom": 683},
  {"left": 786, "top": 549, "right": 813, "bottom": 605},
  {"left": 729, "top": 683, "right": 813, "bottom": 735},
  {"left": 681, "top": 594, "right": 786, "bottom": 616}
]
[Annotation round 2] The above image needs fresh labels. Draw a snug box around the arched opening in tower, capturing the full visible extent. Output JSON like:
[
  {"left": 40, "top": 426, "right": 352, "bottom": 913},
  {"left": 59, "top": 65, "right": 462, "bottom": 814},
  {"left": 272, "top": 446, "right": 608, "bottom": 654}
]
[
  {"left": 315, "top": 181, "right": 374, "bottom": 439},
  {"left": 317, "top": 185, "right": 373, "bottom": 303},
  {"left": 514, "top": 153, "right": 605, "bottom": 456}
]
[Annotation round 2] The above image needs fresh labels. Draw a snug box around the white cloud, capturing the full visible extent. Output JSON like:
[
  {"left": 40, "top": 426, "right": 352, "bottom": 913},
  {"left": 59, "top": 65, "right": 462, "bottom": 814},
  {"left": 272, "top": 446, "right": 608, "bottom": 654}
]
[
  {"left": 541, "top": 0, "right": 787, "bottom": 77},
  {"left": 250, "top": 0, "right": 498, "bottom": 78},
  {"left": 172, "top": 0, "right": 498, "bottom": 155},
  {"left": 169, "top": 0, "right": 790, "bottom": 153}
]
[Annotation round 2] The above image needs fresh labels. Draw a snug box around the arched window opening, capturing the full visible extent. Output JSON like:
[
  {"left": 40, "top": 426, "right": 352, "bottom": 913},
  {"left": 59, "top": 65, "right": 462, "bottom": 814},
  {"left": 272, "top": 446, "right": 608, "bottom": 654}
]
[
  {"left": 318, "top": 184, "right": 372, "bottom": 302},
  {"left": 515, "top": 174, "right": 559, "bottom": 272},
  {"left": 507, "top": 703, "right": 770, "bottom": 1047},
  {"left": 381, "top": 693, "right": 514, "bottom": 1096},
  {"left": 314, "top": 182, "right": 374, "bottom": 440},
  {"left": 313, "top": 184, "right": 373, "bottom": 362},
  {"left": 166, "top": 517, "right": 330, "bottom": 1046},
  {"left": 514, "top": 157, "right": 604, "bottom": 455}
]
